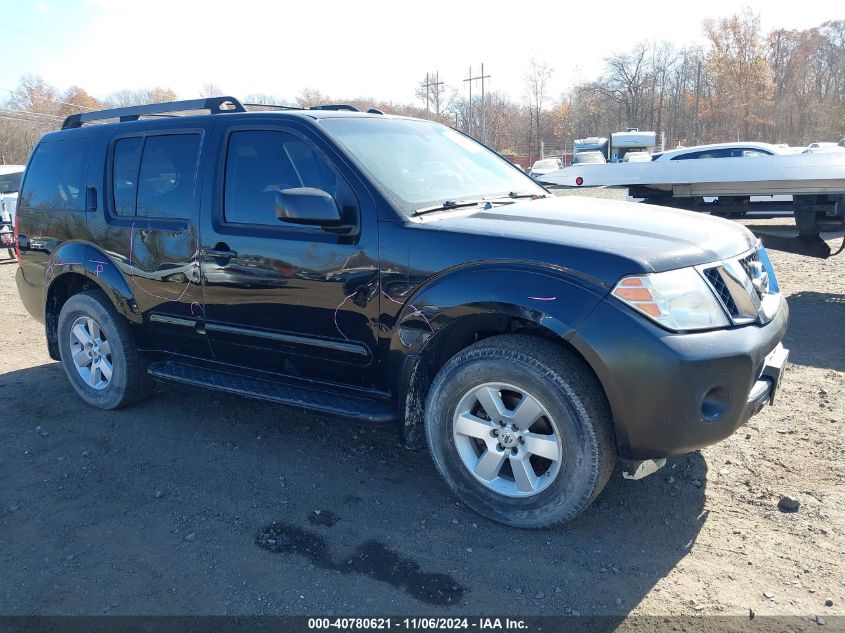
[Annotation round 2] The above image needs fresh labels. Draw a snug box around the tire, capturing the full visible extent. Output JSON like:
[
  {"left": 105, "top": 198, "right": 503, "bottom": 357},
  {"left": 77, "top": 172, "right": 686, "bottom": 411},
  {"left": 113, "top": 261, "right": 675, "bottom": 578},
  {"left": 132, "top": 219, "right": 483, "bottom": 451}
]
[
  {"left": 425, "top": 334, "right": 615, "bottom": 528},
  {"left": 57, "top": 290, "right": 151, "bottom": 409}
]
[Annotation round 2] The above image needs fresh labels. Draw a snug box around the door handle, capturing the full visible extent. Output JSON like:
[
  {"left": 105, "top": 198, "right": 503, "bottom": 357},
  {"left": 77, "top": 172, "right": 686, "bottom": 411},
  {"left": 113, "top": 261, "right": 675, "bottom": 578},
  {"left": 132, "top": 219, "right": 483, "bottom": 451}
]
[
  {"left": 86, "top": 185, "right": 98, "bottom": 212},
  {"left": 202, "top": 246, "right": 238, "bottom": 261}
]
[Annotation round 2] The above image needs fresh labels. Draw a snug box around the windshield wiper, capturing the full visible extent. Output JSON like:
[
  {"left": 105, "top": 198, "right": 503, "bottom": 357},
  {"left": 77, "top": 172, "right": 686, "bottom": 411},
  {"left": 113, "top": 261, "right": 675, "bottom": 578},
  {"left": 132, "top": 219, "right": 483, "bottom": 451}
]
[
  {"left": 413, "top": 192, "right": 548, "bottom": 216},
  {"left": 412, "top": 199, "right": 488, "bottom": 216},
  {"left": 485, "top": 191, "right": 549, "bottom": 201}
]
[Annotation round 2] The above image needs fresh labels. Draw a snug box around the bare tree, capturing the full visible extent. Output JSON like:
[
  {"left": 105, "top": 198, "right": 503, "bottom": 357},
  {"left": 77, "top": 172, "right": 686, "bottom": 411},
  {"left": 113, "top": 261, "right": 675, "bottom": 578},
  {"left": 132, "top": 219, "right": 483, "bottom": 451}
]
[
  {"left": 525, "top": 58, "right": 554, "bottom": 157},
  {"left": 415, "top": 72, "right": 454, "bottom": 119},
  {"left": 199, "top": 82, "right": 225, "bottom": 98},
  {"left": 105, "top": 87, "right": 177, "bottom": 107},
  {"left": 704, "top": 7, "right": 773, "bottom": 140},
  {"left": 6, "top": 75, "right": 60, "bottom": 115}
]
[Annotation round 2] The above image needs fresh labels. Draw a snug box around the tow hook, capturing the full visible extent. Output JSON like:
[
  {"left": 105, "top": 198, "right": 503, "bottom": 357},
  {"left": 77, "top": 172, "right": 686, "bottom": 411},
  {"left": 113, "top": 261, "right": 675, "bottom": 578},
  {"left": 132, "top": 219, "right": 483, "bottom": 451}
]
[{"left": 622, "top": 458, "right": 667, "bottom": 480}]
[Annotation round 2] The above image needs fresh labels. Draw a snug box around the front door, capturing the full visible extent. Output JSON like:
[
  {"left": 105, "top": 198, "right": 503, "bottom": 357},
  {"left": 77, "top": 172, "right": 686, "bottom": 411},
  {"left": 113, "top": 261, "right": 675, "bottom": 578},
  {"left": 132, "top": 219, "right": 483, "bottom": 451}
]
[{"left": 199, "top": 125, "right": 379, "bottom": 388}]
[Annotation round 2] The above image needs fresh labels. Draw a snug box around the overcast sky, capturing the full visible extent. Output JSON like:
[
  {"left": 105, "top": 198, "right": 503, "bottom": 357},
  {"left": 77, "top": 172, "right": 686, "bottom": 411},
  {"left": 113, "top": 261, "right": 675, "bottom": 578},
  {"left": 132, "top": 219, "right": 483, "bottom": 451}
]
[{"left": 0, "top": 0, "right": 841, "bottom": 106}]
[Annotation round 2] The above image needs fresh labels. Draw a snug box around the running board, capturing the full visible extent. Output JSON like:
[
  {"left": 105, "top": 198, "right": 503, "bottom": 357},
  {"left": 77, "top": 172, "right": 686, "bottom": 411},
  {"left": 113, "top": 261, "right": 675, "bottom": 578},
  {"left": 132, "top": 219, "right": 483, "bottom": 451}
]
[{"left": 147, "top": 360, "right": 395, "bottom": 423}]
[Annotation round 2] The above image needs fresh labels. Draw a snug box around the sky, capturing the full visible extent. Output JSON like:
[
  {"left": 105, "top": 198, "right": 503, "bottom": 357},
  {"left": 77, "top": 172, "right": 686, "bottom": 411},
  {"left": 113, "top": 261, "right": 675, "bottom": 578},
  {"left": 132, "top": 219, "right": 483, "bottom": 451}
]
[{"left": 0, "top": 0, "right": 842, "bottom": 107}]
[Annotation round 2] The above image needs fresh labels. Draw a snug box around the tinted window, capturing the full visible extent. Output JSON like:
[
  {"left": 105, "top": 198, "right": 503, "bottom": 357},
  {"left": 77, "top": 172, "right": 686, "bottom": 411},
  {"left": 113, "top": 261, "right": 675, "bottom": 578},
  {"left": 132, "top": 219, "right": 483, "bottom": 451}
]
[
  {"left": 135, "top": 134, "right": 200, "bottom": 219},
  {"left": 224, "top": 130, "right": 354, "bottom": 226},
  {"left": 19, "top": 140, "right": 88, "bottom": 210},
  {"left": 112, "top": 137, "right": 143, "bottom": 217}
]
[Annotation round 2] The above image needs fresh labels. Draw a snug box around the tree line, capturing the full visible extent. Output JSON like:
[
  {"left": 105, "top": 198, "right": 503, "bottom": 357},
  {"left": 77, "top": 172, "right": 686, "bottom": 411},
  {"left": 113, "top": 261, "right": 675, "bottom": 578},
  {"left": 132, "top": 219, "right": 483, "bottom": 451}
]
[{"left": 1, "top": 9, "right": 843, "bottom": 166}]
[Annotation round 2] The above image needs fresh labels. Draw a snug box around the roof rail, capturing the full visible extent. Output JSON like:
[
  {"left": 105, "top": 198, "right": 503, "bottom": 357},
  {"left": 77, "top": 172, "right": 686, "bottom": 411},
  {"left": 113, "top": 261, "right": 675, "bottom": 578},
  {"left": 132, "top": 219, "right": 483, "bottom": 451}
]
[
  {"left": 308, "top": 104, "right": 359, "bottom": 112},
  {"left": 61, "top": 96, "right": 246, "bottom": 129},
  {"left": 242, "top": 102, "right": 301, "bottom": 111}
]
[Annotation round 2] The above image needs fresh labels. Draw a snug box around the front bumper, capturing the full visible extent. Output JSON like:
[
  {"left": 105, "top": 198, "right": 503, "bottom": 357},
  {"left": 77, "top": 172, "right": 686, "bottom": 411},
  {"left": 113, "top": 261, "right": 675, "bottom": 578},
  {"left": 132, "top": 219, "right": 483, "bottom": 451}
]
[{"left": 571, "top": 295, "right": 789, "bottom": 460}]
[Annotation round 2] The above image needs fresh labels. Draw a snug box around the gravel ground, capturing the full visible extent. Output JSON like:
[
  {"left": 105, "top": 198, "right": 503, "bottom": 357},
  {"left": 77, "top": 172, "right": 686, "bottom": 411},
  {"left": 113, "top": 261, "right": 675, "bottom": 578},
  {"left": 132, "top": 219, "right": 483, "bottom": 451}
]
[{"left": 0, "top": 198, "right": 842, "bottom": 618}]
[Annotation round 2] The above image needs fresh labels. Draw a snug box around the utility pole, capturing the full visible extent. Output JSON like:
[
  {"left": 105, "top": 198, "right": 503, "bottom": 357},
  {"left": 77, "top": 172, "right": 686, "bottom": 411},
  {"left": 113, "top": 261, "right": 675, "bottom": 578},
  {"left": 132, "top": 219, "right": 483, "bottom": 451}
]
[
  {"left": 464, "top": 64, "right": 491, "bottom": 142},
  {"left": 422, "top": 71, "right": 444, "bottom": 119},
  {"left": 693, "top": 58, "right": 701, "bottom": 144}
]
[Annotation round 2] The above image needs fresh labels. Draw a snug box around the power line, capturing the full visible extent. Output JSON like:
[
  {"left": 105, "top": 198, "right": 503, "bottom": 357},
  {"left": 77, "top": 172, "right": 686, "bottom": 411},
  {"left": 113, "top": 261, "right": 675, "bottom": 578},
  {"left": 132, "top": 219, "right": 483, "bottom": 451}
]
[
  {"left": 0, "top": 108, "right": 64, "bottom": 121},
  {"left": 0, "top": 114, "right": 55, "bottom": 127}
]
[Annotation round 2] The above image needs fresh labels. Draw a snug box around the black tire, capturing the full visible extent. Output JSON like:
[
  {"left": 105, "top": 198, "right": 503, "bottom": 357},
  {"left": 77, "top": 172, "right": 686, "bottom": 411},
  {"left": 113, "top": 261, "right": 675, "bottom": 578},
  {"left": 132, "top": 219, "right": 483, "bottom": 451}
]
[
  {"left": 425, "top": 334, "right": 615, "bottom": 528},
  {"left": 57, "top": 290, "right": 151, "bottom": 409}
]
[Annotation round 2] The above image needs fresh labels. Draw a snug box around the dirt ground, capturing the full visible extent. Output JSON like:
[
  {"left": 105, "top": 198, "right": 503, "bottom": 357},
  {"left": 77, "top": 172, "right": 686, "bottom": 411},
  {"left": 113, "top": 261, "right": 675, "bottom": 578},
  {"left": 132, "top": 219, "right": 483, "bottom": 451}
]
[{"left": 0, "top": 199, "right": 842, "bottom": 620}]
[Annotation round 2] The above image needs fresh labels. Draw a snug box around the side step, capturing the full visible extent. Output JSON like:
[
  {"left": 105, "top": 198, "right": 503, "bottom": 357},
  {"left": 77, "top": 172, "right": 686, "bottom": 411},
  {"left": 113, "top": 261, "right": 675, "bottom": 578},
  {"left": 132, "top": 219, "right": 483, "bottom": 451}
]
[{"left": 147, "top": 360, "right": 395, "bottom": 423}]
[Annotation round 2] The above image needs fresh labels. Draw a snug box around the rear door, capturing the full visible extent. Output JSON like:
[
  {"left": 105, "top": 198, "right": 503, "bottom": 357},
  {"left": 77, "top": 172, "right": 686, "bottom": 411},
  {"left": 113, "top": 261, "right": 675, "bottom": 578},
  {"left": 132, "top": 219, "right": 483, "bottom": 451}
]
[
  {"left": 88, "top": 127, "right": 211, "bottom": 358},
  {"left": 198, "top": 122, "right": 380, "bottom": 388}
]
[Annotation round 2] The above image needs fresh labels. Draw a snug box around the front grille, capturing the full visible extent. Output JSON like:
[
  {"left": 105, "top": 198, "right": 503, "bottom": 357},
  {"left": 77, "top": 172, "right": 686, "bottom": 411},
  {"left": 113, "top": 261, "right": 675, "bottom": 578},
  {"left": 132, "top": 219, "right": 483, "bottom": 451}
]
[
  {"left": 739, "top": 250, "right": 760, "bottom": 282},
  {"left": 703, "top": 267, "right": 739, "bottom": 316}
]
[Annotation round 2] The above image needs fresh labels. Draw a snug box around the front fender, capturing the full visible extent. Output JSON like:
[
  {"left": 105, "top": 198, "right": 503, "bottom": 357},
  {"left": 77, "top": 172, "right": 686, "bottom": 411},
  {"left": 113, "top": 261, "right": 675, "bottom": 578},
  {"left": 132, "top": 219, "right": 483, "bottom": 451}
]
[
  {"left": 386, "top": 262, "right": 608, "bottom": 357},
  {"left": 384, "top": 263, "right": 608, "bottom": 448}
]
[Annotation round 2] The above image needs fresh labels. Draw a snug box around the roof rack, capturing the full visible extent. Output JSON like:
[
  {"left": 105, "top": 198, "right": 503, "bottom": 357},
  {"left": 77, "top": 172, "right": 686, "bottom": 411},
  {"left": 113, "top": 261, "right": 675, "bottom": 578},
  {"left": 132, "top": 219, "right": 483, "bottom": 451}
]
[{"left": 61, "top": 96, "right": 247, "bottom": 129}]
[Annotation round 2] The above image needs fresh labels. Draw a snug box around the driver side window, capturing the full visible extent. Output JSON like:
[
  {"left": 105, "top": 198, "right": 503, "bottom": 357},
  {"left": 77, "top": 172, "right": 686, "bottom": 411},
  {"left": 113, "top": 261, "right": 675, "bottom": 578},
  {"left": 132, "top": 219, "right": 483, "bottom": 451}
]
[{"left": 223, "top": 130, "right": 355, "bottom": 226}]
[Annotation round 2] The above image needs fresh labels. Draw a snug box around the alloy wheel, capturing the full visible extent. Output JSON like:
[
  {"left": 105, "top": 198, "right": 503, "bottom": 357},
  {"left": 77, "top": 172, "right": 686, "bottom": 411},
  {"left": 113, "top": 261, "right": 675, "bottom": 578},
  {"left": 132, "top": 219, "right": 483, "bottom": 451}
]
[
  {"left": 68, "top": 316, "right": 113, "bottom": 390},
  {"left": 452, "top": 382, "right": 563, "bottom": 497}
]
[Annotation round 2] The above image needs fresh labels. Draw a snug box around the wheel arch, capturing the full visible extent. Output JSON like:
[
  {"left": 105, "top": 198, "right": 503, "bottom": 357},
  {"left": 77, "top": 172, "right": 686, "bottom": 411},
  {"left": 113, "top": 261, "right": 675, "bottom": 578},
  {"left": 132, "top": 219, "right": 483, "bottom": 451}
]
[
  {"left": 44, "top": 244, "right": 139, "bottom": 360},
  {"left": 388, "top": 264, "right": 609, "bottom": 448}
]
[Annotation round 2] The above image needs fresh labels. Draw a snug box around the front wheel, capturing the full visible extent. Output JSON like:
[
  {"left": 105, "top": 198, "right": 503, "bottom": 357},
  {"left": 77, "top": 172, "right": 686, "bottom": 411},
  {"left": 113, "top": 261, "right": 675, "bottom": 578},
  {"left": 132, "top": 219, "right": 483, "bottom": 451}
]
[
  {"left": 424, "top": 334, "right": 615, "bottom": 528},
  {"left": 57, "top": 290, "right": 151, "bottom": 409}
]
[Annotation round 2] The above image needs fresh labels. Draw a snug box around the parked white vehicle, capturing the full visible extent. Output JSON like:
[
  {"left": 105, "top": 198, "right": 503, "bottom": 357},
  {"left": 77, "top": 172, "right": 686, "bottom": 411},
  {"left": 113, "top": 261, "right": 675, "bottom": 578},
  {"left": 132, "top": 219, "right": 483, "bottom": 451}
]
[
  {"left": 528, "top": 158, "right": 563, "bottom": 179},
  {"left": 609, "top": 130, "right": 656, "bottom": 162},
  {"left": 0, "top": 165, "right": 25, "bottom": 258},
  {"left": 622, "top": 150, "right": 652, "bottom": 163},
  {"left": 652, "top": 142, "right": 788, "bottom": 161}
]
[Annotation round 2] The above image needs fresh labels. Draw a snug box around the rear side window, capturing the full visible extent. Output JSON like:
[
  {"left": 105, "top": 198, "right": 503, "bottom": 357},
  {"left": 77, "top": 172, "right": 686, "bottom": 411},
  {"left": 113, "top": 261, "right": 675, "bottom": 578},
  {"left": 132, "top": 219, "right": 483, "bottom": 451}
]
[
  {"left": 223, "top": 130, "right": 353, "bottom": 226},
  {"left": 111, "top": 133, "right": 201, "bottom": 219},
  {"left": 113, "top": 137, "right": 143, "bottom": 217},
  {"left": 20, "top": 140, "right": 88, "bottom": 210}
]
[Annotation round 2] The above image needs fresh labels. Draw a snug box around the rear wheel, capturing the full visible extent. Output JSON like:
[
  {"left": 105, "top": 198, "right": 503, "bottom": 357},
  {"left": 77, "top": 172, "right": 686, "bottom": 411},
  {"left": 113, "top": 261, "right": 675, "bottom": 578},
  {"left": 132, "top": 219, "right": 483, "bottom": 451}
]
[
  {"left": 57, "top": 290, "right": 151, "bottom": 409},
  {"left": 424, "top": 334, "right": 615, "bottom": 528}
]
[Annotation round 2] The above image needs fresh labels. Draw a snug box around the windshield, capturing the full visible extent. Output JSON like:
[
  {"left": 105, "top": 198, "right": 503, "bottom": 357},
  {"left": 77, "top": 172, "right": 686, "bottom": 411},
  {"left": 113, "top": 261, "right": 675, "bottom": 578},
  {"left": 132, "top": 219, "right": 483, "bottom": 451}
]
[
  {"left": 532, "top": 159, "right": 561, "bottom": 170},
  {"left": 319, "top": 118, "right": 545, "bottom": 213},
  {"left": 0, "top": 171, "right": 23, "bottom": 194}
]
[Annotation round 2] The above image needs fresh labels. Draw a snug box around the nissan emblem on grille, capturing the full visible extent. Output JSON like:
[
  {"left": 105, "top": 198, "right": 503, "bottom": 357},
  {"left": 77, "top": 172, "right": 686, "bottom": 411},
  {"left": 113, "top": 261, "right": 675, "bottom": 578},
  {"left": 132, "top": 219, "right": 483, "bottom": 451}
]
[{"left": 748, "top": 260, "right": 769, "bottom": 297}]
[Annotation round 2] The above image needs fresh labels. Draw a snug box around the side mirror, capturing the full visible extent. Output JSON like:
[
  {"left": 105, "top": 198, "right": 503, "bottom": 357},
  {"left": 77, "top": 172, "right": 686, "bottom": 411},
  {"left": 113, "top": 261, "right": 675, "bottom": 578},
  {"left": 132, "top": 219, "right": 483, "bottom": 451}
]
[{"left": 275, "top": 187, "right": 342, "bottom": 226}]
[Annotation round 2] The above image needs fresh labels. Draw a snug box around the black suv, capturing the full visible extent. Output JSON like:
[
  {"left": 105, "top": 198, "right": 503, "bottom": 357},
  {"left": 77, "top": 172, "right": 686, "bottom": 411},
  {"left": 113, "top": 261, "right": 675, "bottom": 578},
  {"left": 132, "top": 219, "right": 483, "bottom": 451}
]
[{"left": 15, "top": 97, "right": 789, "bottom": 528}]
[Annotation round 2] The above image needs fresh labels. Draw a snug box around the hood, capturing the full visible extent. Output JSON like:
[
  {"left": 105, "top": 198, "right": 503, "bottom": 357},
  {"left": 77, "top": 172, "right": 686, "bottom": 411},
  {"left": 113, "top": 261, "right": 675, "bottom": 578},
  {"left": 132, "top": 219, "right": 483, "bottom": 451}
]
[{"left": 411, "top": 196, "right": 757, "bottom": 286}]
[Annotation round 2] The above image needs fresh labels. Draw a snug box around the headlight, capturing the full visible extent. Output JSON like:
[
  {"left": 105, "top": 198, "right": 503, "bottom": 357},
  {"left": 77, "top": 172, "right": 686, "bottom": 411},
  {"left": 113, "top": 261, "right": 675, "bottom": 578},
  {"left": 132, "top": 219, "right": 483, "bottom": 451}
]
[{"left": 612, "top": 267, "right": 730, "bottom": 331}]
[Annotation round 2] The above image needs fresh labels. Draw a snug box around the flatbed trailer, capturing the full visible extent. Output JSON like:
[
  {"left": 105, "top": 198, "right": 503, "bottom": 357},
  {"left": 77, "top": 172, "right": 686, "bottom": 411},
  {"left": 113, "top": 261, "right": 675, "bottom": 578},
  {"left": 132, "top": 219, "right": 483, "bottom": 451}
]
[{"left": 539, "top": 153, "right": 845, "bottom": 257}]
